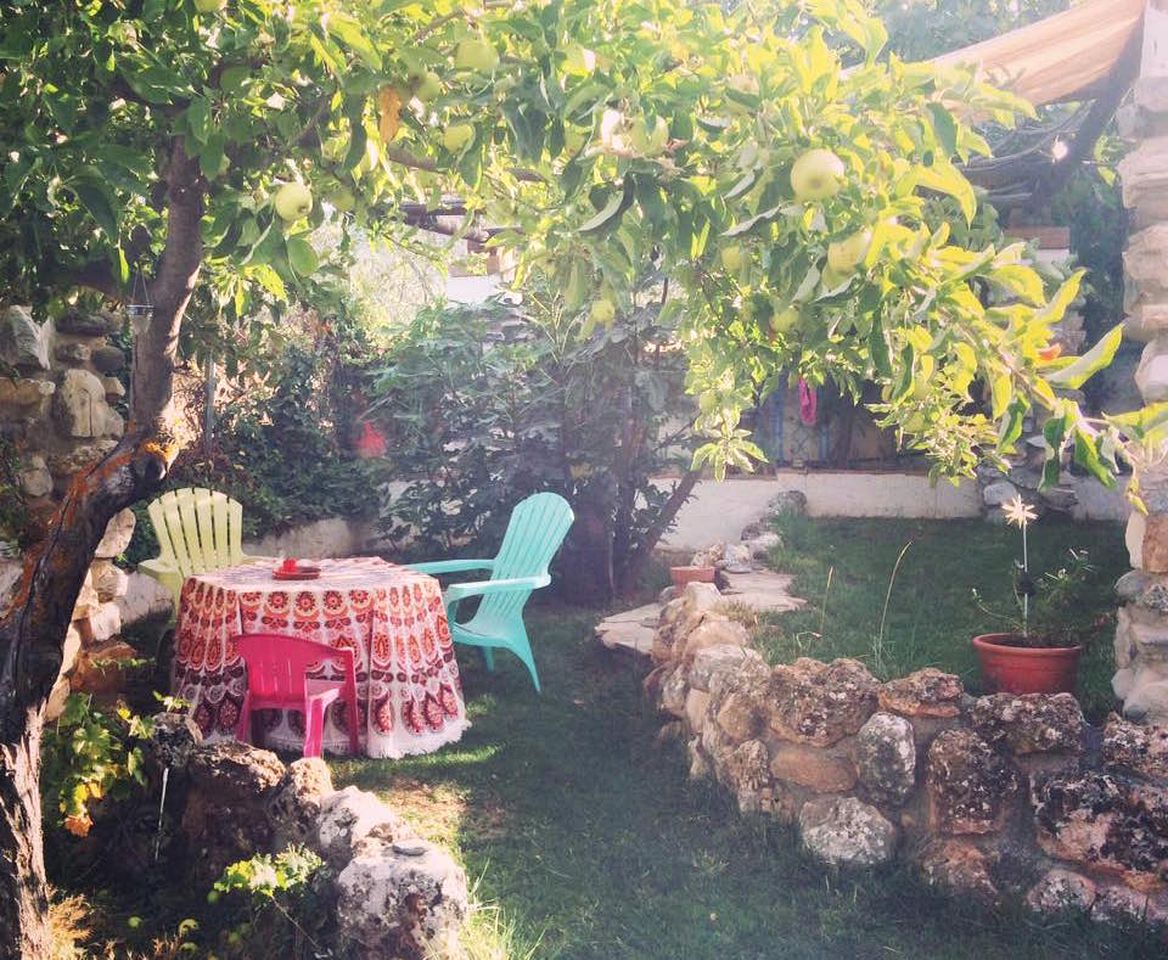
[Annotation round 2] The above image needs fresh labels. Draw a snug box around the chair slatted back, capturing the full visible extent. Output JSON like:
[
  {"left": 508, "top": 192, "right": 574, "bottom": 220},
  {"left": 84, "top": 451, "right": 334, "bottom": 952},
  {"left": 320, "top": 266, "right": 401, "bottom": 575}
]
[
  {"left": 481, "top": 492, "right": 573, "bottom": 620},
  {"left": 147, "top": 487, "right": 245, "bottom": 579},
  {"left": 234, "top": 633, "right": 354, "bottom": 709}
]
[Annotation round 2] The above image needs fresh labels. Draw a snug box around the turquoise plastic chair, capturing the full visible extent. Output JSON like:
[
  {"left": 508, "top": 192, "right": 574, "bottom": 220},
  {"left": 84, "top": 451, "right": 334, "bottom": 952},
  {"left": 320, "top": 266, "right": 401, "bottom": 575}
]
[{"left": 410, "top": 492, "right": 574, "bottom": 693}]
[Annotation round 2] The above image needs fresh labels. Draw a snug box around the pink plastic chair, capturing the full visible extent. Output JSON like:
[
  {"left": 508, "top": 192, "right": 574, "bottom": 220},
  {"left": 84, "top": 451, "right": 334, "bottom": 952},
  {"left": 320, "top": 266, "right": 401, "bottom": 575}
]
[{"left": 233, "top": 633, "right": 360, "bottom": 758}]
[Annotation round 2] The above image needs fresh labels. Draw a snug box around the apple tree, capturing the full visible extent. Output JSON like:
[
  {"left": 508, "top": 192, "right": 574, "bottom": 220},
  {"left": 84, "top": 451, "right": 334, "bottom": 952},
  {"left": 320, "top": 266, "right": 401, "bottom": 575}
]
[{"left": 0, "top": 0, "right": 1159, "bottom": 954}]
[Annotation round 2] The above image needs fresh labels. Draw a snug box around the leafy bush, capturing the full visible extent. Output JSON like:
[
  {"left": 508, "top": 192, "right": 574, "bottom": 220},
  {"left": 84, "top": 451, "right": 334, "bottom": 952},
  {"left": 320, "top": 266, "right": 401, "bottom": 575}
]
[
  {"left": 125, "top": 343, "right": 386, "bottom": 566},
  {"left": 372, "top": 278, "right": 696, "bottom": 600},
  {"left": 40, "top": 694, "right": 153, "bottom": 840}
]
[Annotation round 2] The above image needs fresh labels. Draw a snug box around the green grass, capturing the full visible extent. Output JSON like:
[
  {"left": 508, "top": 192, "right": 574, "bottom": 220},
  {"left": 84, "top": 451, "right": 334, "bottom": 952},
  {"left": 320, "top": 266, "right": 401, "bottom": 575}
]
[
  {"left": 330, "top": 594, "right": 1157, "bottom": 960},
  {"left": 754, "top": 514, "right": 1128, "bottom": 720}
]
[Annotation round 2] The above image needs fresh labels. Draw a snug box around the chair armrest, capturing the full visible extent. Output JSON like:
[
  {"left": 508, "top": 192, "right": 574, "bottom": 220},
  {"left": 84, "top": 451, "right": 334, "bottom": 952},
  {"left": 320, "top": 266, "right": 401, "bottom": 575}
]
[
  {"left": 137, "top": 557, "right": 179, "bottom": 578},
  {"left": 444, "top": 575, "right": 550, "bottom": 604},
  {"left": 409, "top": 558, "right": 495, "bottom": 576}
]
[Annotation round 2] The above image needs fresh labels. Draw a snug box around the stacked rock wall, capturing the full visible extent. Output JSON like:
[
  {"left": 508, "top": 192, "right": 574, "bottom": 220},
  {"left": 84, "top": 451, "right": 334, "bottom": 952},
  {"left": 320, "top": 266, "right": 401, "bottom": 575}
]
[
  {"left": 646, "top": 583, "right": 1168, "bottom": 931},
  {"left": 1113, "top": 6, "right": 1168, "bottom": 729},
  {"left": 0, "top": 304, "right": 149, "bottom": 714}
]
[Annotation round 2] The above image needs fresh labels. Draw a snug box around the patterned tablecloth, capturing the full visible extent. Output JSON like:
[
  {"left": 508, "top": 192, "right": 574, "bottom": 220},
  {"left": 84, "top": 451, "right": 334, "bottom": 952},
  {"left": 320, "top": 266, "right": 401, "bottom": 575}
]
[{"left": 172, "top": 557, "right": 468, "bottom": 758}]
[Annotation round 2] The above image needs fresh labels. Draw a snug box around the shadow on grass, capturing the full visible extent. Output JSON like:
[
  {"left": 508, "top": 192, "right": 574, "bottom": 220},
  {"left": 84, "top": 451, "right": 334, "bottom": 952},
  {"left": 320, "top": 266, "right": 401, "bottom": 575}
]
[{"left": 331, "top": 604, "right": 1159, "bottom": 960}]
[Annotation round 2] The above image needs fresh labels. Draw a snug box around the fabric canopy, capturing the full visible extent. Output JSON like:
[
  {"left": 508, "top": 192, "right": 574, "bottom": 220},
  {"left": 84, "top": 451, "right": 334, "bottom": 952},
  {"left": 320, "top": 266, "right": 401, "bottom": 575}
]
[{"left": 932, "top": 0, "right": 1145, "bottom": 105}]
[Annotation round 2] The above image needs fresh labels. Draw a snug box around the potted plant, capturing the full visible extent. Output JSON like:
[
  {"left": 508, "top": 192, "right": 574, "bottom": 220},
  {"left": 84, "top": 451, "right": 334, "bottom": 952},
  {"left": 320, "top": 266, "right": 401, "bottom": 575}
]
[{"left": 971, "top": 495, "right": 1097, "bottom": 695}]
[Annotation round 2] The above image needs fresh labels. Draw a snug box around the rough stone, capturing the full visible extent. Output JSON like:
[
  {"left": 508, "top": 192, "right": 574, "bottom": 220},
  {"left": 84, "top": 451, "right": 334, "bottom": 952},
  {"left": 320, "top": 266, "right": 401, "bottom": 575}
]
[
  {"left": 95, "top": 508, "right": 136, "bottom": 559},
  {"left": 770, "top": 743, "right": 858, "bottom": 793},
  {"left": 45, "top": 677, "right": 71, "bottom": 722},
  {"left": 982, "top": 480, "right": 1019, "bottom": 508},
  {"left": 1026, "top": 868, "right": 1098, "bottom": 915},
  {"left": 60, "top": 625, "right": 81, "bottom": 677},
  {"left": 769, "top": 657, "right": 879, "bottom": 747},
  {"left": 1101, "top": 715, "right": 1168, "bottom": 781},
  {"left": 146, "top": 712, "right": 203, "bottom": 769},
  {"left": 688, "top": 644, "right": 768, "bottom": 693},
  {"left": 919, "top": 840, "right": 999, "bottom": 904},
  {"left": 855, "top": 712, "right": 916, "bottom": 807},
  {"left": 1091, "top": 885, "right": 1168, "bottom": 929},
  {"left": 335, "top": 835, "right": 468, "bottom": 960},
  {"left": 688, "top": 737, "right": 712, "bottom": 780},
  {"left": 181, "top": 742, "right": 286, "bottom": 882},
  {"left": 55, "top": 341, "right": 91, "bottom": 365},
  {"left": 18, "top": 455, "right": 52, "bottom": 498},
  {"left": 651, "top": 582, "right": 724, "bottom": 661},
  {"left": 769, "top": 489, "right": 807, "bottom": 516},
  {"left": 798, "top": 796, "right": 897, "bottom": 867},
  {"left": 679, "top": 616, "right": 750, "bottom": 658},
  {"left": 268, "top": 758, "right": 334, "bottom": 850},
  {"left": 1127, "top": 225, "right": 1168, "bottom": 303},
  {"left": 80, "top": 601, "right": 122, "bottom": 644},
  {"left": 969, "top": 693, "right": 1085, "bottom": 755},
  {"left": 658, "top": 664, "right": 688, "bottom": 719},
  {"left": 1116, "top": 570, "right": 1168, "bottom": 614},
  {"left": 117, "top": 570, "right": 174, "bottom": 626},
  {"left": 47, "top": 440, "right": 117, "bottom": 477},
  {"left": 91, "top": 344, "right": 126, "bottom": 374},
  {"left": 0, "top": 306, "right": 50, "bottom": 371},
  {"left": 54, "top": 368, "right": 114, "bottom": 438},
  {"left": 717, "top": 542, "right": 754, "bottom": 573},
  {"left": 1135, "top": 337, "right": 1168, "bottom": 404},
  {"left": 926, "top": 730, "right": 1017, "bottom": 835},
  {"left": 317, "top": 785, "right": 416, "bottom": 868},
  {"left": 715, "top": 687, "right": 766, "bottom": 743},
  {"left": 721, "top": 739, "right": 771, "bottom": 811},
  {"left": 71, "top": 571, "right": 100, "bottom": 619},
  {"left": 90, "top": 559, "right": 129, "bottom": 602},
  {"left": 743, "top": 531, "right": 782, "bottom": 558},
  {"left": 684, "top": 688, "right": 710, "bottom": 734},
  {"left": 55, "top": 308, "right": 121, "bottom": 337},
  {"left": 1033, "top": 771, "right": 1168, "bottom": 888},
  {"left": 71, "top": 639, "right": 135, "bottom": 695},
  {"left": 101, "top": 375, "right": 126, "bottom": 399},
  {"left": 1142, "top": 513, "right": 1168, "bottom": 574},
  {"left": 0, "top": 377, "right": 54, "bottom": 415},
  {"left": 878, "top": 668, "right": 964, "bottom": 718},
  {"left": 1114, "top": 660, "right": 1168, "bottom": 726}
]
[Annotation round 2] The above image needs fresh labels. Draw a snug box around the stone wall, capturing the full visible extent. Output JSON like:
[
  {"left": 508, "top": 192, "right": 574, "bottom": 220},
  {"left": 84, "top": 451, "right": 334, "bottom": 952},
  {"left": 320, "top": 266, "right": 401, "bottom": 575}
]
[
  {"left": 0, "top": 304, "right": 150, "bottom": 716},
  {"left": 645, "top": 583, "right": 1168, "bottom": 931},
  {"left": 1113, "top": 16, "right": 1168, "bottom": 729},
  {"left": 129, "top": 717, "right": 469, "bottom": 958}
]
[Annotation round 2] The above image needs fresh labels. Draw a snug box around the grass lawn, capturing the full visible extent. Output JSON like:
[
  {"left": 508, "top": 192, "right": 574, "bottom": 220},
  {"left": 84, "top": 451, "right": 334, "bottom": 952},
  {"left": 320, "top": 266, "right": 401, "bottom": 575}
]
[
  {"left": 753, "top": 514, "right": 1129, "bottom": 721},
  {"left": 331, "top": 586, "right": 1155, "bottom": 959}
]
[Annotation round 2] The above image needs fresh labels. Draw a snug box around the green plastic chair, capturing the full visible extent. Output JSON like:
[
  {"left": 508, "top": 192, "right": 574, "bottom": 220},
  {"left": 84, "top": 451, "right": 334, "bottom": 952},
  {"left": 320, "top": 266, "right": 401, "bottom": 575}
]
[
  {"left": 410, "top": 492, "right": 574, "bottom": 693},
  {"left": 139, "top": 487, "right": 267, "bottom": 613}
]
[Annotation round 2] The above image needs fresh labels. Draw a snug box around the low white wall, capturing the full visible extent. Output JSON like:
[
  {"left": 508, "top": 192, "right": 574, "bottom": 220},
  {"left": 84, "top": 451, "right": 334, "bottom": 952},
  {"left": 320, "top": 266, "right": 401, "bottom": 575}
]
[
  {"left": 658, "top": 470, "right": 1128, "bottom": 552},
  {"left": 244, "top": 516, "right": 377, "bottom": 560}
]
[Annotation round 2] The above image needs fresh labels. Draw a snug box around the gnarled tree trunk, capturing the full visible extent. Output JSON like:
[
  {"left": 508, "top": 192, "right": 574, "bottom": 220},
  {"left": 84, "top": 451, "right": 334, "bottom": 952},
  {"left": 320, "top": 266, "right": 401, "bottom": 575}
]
[{"left": 0, "top": 140, "right": 202, "bottom": 959}]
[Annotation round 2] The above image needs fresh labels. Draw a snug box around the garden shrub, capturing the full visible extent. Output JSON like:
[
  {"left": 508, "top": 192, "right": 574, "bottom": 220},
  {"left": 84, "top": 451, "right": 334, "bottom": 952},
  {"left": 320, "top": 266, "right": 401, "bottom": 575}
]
[{"left": 372, "top": 279, "right": 696, "bottom": 601}]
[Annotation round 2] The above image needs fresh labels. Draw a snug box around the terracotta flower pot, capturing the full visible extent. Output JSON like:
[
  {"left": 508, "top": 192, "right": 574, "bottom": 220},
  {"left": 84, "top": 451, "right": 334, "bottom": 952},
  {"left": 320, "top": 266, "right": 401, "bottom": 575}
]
[
  {"left": 972, "top": 632, "right": 1082, "bottom": 695},
  {"left": 670, "top": 565, "right": 717, "bottom": 590}
]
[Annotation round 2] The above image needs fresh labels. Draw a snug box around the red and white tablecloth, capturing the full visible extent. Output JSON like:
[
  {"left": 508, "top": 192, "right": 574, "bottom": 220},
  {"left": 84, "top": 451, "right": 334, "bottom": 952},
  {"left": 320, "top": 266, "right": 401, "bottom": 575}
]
[{"left": 172, "top": 557, "right": 468, "bottom": 759}]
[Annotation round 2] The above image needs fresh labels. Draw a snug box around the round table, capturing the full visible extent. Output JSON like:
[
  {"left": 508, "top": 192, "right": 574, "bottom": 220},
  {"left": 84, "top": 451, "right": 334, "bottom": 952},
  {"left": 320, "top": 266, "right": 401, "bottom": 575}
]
[{"left": 172, "top": 557, "right": 468, "bottom": 759}]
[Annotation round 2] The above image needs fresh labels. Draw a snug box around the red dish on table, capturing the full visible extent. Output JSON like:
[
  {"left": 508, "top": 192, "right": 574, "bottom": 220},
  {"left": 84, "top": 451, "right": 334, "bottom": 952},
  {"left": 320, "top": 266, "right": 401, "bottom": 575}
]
[{"left": 273, "top": 564, "right": 322, "bottom": 581}]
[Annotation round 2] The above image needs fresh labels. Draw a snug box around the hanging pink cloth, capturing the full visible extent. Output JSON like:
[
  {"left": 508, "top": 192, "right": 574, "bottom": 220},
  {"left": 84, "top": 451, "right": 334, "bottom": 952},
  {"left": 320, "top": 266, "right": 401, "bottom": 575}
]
[
  {"left": 798, "top": 377, "right": 818, "bottom": 426},
  {"left": 355, "top": 420, "right": 387, "bottom": 458}
]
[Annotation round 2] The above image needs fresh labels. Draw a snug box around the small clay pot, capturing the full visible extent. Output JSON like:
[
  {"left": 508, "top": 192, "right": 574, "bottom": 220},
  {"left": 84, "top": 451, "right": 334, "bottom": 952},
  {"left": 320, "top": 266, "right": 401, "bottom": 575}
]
[
  {"left": 670, "top": 565, "right": 717, "bottom": 590},
  {"left": 972, "top": 632, "right": 1082, "bottom": 695}
]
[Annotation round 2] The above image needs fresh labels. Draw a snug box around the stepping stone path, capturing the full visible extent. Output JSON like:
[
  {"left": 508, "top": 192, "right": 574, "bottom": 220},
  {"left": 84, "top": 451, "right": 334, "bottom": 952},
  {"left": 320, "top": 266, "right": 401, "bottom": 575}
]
[{"left": 596, "top": 568, "right": 804, "bottom": 658}]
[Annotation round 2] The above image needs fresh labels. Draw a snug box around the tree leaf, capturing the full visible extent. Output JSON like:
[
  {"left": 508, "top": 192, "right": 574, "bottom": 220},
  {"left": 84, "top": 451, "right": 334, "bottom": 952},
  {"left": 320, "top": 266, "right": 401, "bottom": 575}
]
[
  {"left": 1046, "top": 325, "right": 1122, "bottom": 389},
  {"left": 286, "top": 236, "right": 319, "bottom": 276}
]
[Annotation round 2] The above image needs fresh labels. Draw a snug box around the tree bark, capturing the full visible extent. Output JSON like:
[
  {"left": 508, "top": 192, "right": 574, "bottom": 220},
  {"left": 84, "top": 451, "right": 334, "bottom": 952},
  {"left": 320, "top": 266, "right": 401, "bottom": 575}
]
[
  {"left": 616, "top": 469, "right": 700, "bottom": 597},
  {"left": 0, "top": 138, "right": 203, "bottom": 959}
]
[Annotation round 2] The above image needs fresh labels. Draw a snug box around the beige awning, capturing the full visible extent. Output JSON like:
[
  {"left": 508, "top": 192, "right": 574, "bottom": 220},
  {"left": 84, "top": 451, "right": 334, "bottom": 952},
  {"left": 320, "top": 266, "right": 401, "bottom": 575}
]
[{"left": 932, "top": 0, "right": 1145, "bottom": 105}]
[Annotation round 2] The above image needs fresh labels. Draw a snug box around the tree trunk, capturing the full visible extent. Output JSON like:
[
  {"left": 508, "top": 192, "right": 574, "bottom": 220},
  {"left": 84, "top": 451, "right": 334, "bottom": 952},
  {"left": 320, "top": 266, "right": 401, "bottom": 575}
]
[
  {"left": 615, "top": 469, "right": 700, "bottom": 597},
  {"left": 0, "top": 710, "right": 48, "bottom": 958},
  {"left": 0, "top": 138, "right": 202, "bottom": 958}
]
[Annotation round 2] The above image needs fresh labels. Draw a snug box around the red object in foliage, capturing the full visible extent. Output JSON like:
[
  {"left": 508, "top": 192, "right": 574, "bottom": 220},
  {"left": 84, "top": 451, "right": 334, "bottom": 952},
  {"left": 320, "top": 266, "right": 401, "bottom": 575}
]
[
  {"left": 355, "top": 420, "right": 387, "bottom": 458},
  {"left": 798, "top": 377, "right": 817, "bottom": 425}
]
